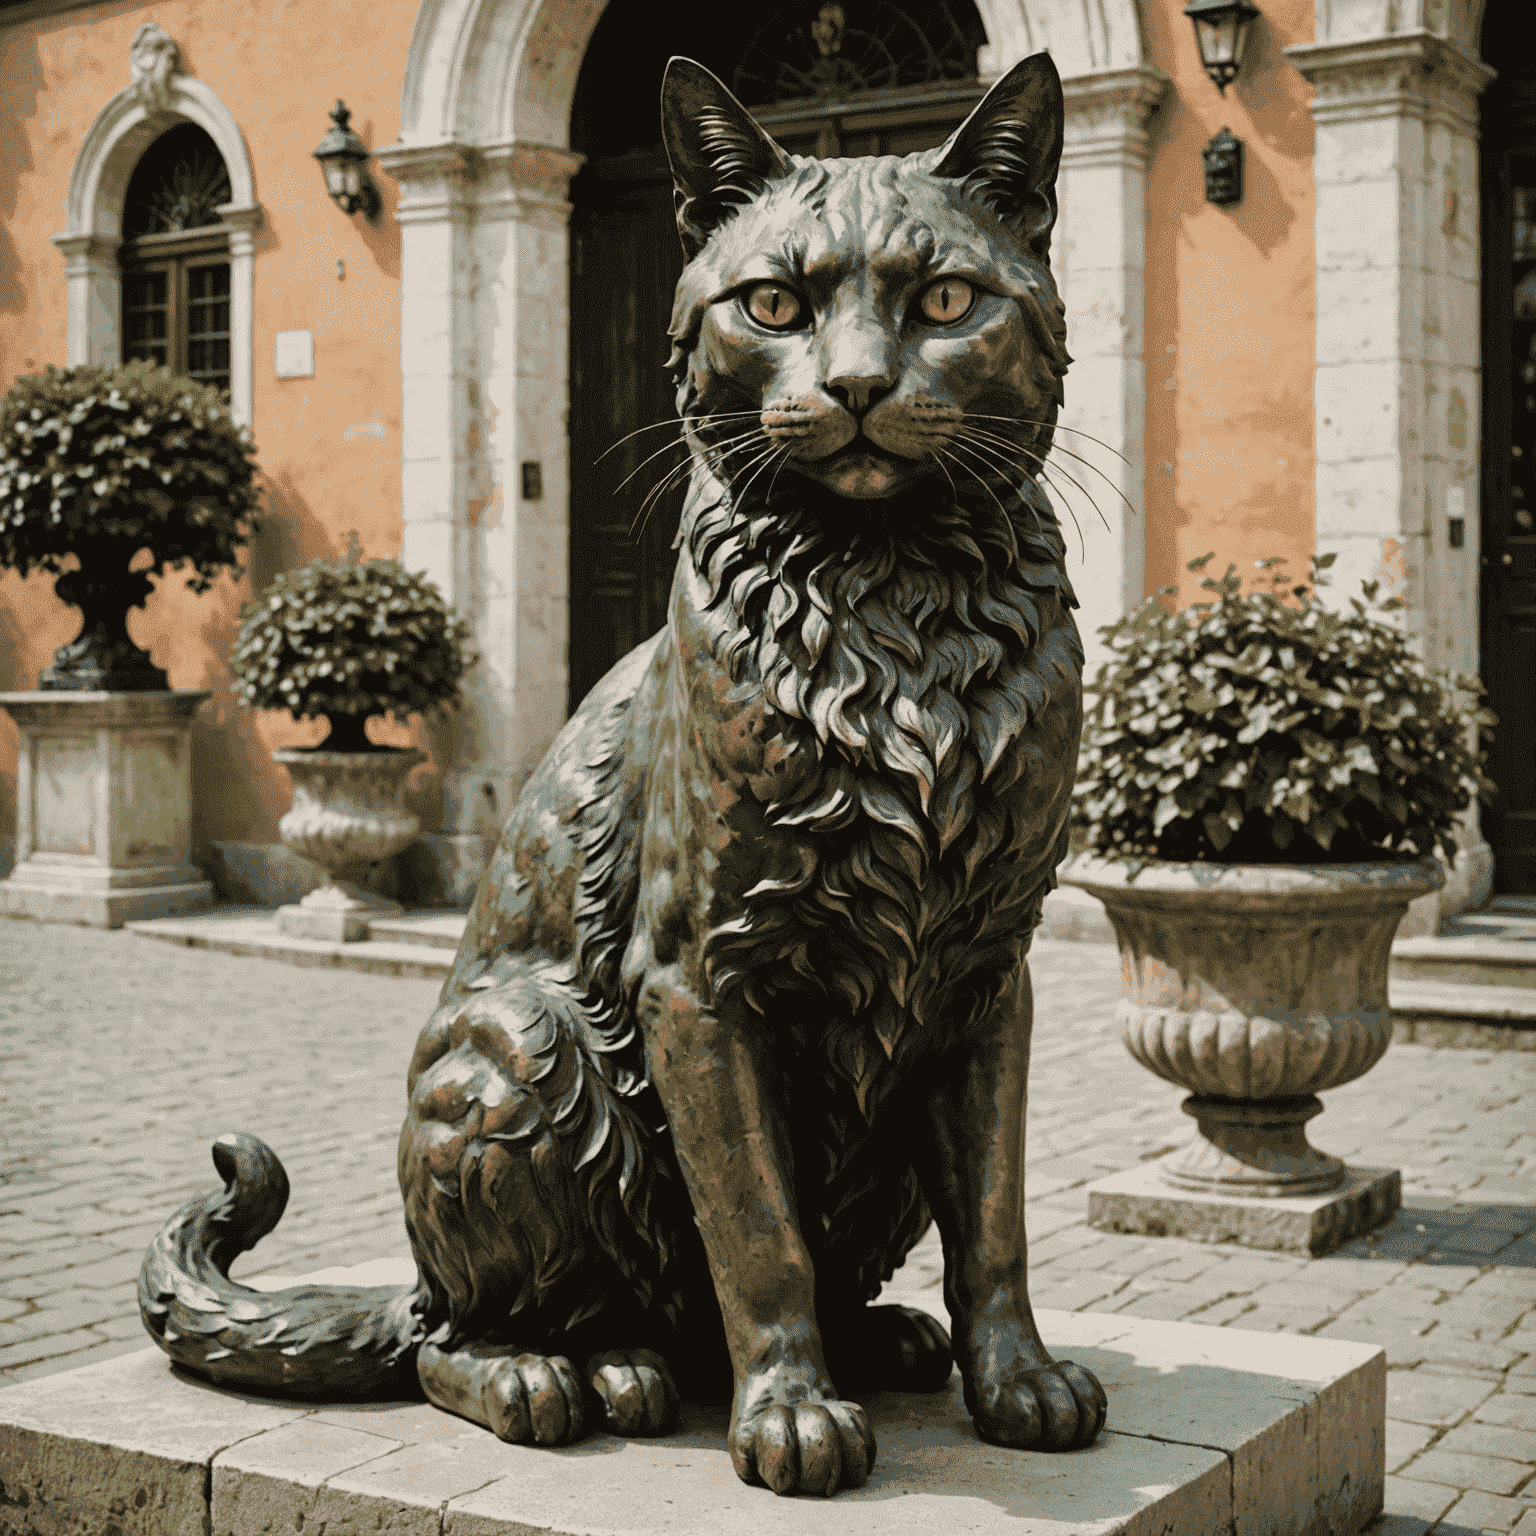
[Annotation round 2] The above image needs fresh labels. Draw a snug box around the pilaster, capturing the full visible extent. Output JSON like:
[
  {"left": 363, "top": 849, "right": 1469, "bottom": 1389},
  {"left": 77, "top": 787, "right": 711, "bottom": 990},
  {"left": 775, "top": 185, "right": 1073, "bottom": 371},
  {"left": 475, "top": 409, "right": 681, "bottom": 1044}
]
[
  {"left": 1054, "top": 65, "right": 1169, "bottom": 674},
  {"left": 50, "top": 232, "right": 121, "bottom": 367},
  {"left": 375, "top": 137, "right": 583, "bottom": 837},
  {"left": 1287, "top": 29, "right": 1496, "bottom": 914},
  {"left": 215, "top": 201, "right": 262, "bottom": 428}
]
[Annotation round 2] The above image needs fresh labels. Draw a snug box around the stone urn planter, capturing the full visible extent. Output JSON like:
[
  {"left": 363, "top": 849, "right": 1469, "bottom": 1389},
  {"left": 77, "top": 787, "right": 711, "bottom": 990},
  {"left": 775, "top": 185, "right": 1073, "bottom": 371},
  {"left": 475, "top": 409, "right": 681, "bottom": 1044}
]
[
  {"left": 229, "top": 550, "right": 475, "bottom": 934},
  {"left": 274, "top": 747, "right": 424, "bottom": 942},
  {"left": 1061, "top": 854, "right": 1444, "bottom": 1197}
]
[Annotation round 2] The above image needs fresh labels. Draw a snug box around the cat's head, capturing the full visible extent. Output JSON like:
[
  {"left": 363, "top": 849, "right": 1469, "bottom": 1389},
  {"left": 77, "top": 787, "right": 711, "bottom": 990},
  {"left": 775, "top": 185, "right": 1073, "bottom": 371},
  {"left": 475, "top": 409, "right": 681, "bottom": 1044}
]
[{"left": 662, "top": 53, "right": 1068, "bottom": 506}]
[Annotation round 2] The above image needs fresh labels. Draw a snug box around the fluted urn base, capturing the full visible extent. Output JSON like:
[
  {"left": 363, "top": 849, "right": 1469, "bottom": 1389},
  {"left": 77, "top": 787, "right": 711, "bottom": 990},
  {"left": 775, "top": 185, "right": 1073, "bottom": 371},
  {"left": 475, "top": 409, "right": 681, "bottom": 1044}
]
[
  {"left": 273, "top": 746, "right": 424, "bottom": 943},
  {"left": 1163, "top": 1094, "right": 1345, "bottom": 1198}
]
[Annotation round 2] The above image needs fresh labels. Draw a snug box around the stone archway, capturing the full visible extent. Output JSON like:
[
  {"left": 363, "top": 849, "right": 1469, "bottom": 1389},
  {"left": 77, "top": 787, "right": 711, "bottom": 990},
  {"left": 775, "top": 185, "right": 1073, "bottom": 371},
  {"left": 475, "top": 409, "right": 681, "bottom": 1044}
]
[
  {"left": 382, "top": 0, "right": 1162, "bottom": 836},
  {"left": 57, "top": 23, "right": 262, "bottom": 425}
]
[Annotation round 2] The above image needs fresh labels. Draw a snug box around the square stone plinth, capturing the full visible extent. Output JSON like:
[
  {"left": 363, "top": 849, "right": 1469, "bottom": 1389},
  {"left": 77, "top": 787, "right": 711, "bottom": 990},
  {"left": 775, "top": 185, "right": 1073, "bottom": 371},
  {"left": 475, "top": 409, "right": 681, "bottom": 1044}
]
[
  {"left": 276, "top": 901, "right": 372, "bottom": 943},
  {"left": 1087, "top": 1158, "right": 1402, "bottom": 1257},
  {"left": 0, "top": 691, "right": 214, "bottom": 928},
  {"left": 0, "top": 1305, "right": 1384, "bottom": 1536}
]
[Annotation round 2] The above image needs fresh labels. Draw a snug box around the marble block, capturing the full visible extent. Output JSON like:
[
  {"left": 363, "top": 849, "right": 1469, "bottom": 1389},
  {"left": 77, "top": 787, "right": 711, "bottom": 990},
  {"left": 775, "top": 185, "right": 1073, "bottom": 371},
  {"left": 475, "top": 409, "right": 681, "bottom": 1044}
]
[
  {"left": 0, "top": 691, "right": 213, "bottom": 928},
  {"left": 1087, "top": 1157, "right": 1402, "bottom": 1257}
]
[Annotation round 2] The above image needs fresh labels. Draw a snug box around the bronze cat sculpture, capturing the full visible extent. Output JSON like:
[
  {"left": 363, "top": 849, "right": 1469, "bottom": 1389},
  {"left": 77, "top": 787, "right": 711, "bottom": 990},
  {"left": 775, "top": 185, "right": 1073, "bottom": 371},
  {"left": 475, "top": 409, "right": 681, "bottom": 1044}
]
[{"left": 139, "top": 52, "right": 1106, "bottom": 1498}]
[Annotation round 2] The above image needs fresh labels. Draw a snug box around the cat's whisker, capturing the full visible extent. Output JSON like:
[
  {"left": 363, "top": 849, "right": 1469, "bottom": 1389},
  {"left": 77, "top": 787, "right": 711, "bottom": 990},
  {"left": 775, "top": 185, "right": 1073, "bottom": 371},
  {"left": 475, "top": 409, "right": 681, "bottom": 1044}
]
[
  {"left": 948, "top": 436, "right": 1086, "bottom": 562},
  {"left": 951, "top": 432, "right": 1043, "bottom": 502},
  {"left": 611, "top": 433, "right": 690, "bottom": 495},
  {"left": 764, "top": 445, "right": 796, "bottom": 508},
  {"left": 630, "top": 443, "right": 725, "bottom": 538},
  {"left": 597, "top": 411, "right": 766, "bottom": 463},
  {"left": 940, "top": 441, "right": 1017, "bottom": 532},
  {"left": 958, "top": 428, "right": 1110, "bottom": 537},
  {"left": 729, "top": 442, "right": 789, "bottom": 506},
  {"left": 929, "top": 448, "right": 960, "bottom": 508},
  {"left": 630, "top": 430, "right": 768, "bottom": 538},
  {"left": 961, "top": 413, "right": 1135, "bottom": 469},
  {"left": 960, "top": 428, "right": 1112, "bottom": 533},
  {"left": 964, "top": 422, "right": 1138, "bottom": 522}
]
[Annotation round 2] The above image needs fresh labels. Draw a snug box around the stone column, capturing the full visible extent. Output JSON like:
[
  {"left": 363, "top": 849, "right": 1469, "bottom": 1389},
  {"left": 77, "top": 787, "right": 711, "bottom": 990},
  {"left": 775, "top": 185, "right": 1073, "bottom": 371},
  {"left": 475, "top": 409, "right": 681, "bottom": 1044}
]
[
  {"left": 1286, "top": 31, "right": 1495, "bottom": 914},
  {"left": 1055, "top": 67, "right": 1169, "bottom": 675},
  {"left": 50, "top": 233, "right": 121, "bottom": 367},
  {"left": 0, "top": 692, "right": 214, "bottom": 927}
]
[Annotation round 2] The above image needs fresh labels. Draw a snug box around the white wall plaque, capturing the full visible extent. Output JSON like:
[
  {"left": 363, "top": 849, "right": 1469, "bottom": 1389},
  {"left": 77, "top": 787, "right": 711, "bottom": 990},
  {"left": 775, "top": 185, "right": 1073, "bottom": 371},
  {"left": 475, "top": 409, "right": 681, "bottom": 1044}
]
[{"left": 275, "top": 330, "right": 314, "bottom": 379}]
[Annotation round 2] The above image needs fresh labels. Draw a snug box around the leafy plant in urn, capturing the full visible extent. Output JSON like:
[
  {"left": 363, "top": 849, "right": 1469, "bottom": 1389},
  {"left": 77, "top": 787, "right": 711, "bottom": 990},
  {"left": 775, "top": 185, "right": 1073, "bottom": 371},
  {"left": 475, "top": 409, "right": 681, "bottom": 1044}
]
[
  {"left": 1065, "top": 554, "right": 1492, "bottom": 1212},
  {"left": 228, "top": 549, "right": 474, "bottom": 940},
  {"left": 0, "top": 361, "right": 258, "bottom": 689}
]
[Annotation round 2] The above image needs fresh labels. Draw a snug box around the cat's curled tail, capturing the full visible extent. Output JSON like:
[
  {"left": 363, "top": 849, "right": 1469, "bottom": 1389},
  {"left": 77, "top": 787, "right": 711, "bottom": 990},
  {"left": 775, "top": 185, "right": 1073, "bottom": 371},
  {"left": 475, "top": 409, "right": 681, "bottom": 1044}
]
[{"left": 138, "top": 1132, "right": 428, "bottom": 1398}]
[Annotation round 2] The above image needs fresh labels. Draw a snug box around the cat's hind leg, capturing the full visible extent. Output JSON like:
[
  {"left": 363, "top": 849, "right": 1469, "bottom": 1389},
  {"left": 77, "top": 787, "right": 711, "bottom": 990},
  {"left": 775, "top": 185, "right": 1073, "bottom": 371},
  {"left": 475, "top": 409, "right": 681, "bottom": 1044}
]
[
  {"left": 418, "top": 1341, "right": 675, "bottom": 1442},
  {"left": 400, "top": 955, "right": 680, "bottom": 1443},
  {"left": 817, "top": 1150, "right": 953, "bottom": 1396}
]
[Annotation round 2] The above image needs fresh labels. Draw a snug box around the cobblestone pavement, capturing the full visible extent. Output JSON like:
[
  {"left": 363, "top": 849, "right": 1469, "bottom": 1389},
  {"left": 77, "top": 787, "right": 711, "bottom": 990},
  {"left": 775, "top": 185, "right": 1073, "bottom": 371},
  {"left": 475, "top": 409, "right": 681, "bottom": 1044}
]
[{"left": 2, "top": 918, "right": 1534, "bottom": 1535}]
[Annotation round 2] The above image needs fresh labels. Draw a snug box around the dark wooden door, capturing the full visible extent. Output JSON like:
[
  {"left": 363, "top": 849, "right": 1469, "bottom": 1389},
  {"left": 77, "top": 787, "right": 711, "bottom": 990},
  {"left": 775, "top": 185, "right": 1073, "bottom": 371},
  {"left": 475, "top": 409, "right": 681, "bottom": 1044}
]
[
  {"left": 1481, "top": 42, "right": 1536, "bottom": 891},
  {"left": 568, "top": 164, "right": 686, "bottom": 711}
]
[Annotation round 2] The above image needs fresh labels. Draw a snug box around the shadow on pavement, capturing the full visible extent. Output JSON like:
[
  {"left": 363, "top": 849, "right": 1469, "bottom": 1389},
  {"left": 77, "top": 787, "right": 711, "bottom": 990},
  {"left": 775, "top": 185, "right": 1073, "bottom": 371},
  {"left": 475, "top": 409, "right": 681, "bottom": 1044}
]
[{"left": 1329, "top": 1200, "right": 1536, "bottom": 1266}]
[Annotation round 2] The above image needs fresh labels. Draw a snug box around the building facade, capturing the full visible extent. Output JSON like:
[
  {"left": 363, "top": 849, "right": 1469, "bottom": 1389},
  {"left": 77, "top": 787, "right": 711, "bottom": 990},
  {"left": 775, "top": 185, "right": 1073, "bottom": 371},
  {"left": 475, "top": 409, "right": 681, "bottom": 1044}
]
[{"left": 0, "top": 0, "right": 1520, "bottom": 902}]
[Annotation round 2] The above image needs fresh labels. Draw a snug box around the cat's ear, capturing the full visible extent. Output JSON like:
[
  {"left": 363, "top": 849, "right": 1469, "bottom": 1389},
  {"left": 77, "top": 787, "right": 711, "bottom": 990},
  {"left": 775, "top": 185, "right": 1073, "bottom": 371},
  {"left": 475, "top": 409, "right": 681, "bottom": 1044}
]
[
  {"left": 661, "top": 57, "right": 793, "bottom": 258},
  {"left": 932, "top": 51, "right": 1064, "bottom": 261}
]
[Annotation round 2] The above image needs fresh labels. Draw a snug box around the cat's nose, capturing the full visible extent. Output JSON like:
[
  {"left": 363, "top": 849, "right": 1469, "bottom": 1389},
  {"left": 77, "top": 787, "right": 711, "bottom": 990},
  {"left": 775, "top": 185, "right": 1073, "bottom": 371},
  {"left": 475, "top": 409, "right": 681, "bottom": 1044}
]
[{"left": 827, "top": 374, "right": 896, "bottom": 416}]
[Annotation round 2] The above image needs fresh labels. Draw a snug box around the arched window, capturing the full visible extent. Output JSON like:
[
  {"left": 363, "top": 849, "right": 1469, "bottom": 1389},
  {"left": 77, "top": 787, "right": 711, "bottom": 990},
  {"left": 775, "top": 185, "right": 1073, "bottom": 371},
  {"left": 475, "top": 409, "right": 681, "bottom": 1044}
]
[{"left": 118, "top": 123, "right": 233, "bottom": 394}]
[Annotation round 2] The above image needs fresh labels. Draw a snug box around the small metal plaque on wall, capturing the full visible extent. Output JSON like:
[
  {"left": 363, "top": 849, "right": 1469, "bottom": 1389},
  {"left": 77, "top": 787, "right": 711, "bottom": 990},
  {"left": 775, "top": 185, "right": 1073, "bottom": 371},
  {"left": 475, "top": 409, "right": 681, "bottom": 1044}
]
[{"left": 1203, "top": 128, "right": 1243, "bottom": 207}]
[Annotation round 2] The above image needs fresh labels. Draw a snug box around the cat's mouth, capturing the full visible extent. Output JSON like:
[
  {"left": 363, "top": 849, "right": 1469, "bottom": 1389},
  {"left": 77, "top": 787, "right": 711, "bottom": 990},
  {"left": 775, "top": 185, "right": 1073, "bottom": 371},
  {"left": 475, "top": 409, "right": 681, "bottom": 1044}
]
[{"left": 802, "top": 434, "right": 926, "bottom": 501}]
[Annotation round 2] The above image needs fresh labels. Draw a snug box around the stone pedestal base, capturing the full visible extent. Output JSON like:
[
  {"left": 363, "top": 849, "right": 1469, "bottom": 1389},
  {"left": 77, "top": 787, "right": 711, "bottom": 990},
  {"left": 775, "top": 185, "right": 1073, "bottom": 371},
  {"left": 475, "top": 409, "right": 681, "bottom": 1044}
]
[
  {"left": 277, "top": 881, "right": 402, "bottom": 943},
  {"left": 1087, "top": 1158, "right": 1401, "bottom": 1257},
  {"left": 1164, "top": 1094, "right": 1346, "bottom": 1197},
  {"left": 0, "top": 691, "right": 213, "bottom": 929},
  {"left": 0, "top": 1297, "right": 1386, "bottom": 1536}
]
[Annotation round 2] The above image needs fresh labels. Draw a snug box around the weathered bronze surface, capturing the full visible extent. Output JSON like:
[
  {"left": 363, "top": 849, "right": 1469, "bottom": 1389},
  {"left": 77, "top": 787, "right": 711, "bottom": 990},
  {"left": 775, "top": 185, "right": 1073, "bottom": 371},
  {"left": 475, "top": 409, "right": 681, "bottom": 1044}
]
[{"left": 140, "top": 52, "right": 1104, "bottom": 1497}]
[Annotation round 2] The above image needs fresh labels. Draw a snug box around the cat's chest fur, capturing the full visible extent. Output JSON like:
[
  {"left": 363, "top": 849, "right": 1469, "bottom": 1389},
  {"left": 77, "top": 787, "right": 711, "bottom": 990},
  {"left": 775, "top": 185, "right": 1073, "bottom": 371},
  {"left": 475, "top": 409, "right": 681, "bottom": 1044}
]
[{"left": 656, "top": 534, "right": 1079, "bottom": 1115}]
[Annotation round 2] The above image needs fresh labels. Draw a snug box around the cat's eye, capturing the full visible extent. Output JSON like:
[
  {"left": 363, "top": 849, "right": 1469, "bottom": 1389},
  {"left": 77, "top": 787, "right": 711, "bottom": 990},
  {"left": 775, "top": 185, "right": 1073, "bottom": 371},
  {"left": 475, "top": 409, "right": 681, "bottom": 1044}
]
[
  {"left": 919, "top": 278, "right": 975, "bottom": 325},
  {"left": 744, "top": 284, "right": 802, "bottom": 329}
]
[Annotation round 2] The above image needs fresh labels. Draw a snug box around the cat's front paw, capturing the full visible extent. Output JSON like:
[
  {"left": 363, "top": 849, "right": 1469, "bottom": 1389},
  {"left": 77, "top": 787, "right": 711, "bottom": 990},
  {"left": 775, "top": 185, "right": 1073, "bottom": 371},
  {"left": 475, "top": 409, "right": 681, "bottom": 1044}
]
[
  {"left": 731, "top": 1384, "right": 877, "bottom": 1496},
  {"left": 586, "top": 1347, "right": 678, "bottom": 1436},
  {"left": 966, "top": 1355, "right": 1107, "bottom": 1451}
]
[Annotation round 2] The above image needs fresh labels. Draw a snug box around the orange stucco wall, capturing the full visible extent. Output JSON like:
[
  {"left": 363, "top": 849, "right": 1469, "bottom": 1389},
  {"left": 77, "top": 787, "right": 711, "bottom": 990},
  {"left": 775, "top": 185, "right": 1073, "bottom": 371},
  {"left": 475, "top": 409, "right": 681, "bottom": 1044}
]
[
  {"left": 0, "top": 0, "right": 1327, "bottom": 861},
  {"left": 1142, "top": 0, "right": 1317, "bottom": 609},
  {"left": 0, "top": 0, "right": 426, "bottom": 852}
]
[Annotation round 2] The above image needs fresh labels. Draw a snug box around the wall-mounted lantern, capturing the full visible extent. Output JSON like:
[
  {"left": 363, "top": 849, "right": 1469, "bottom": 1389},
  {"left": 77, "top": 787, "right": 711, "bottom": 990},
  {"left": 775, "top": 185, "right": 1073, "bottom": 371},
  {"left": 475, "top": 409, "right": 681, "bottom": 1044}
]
[
  {"left": 313, "top": 100, "right": 380, "bottom": 218},
  {"left": 1184, "top": 0, "right": 1260, "bottom": 94},
  {"left": 1203, "top": 126, "right": 1243, "bottom": 205}
]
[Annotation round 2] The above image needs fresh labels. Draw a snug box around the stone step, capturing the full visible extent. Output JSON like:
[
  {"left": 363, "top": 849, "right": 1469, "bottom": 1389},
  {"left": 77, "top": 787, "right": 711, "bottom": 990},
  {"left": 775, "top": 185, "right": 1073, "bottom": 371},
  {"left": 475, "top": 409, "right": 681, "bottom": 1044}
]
[
  {"left": 1390, "top": 936, "right": 1536, "bottom": 989},
  {"left": 365, "top": 912, "right": 467, "bottom": 951},
  {"left": 127, "top": 907, "right": 454, "bottom": 979},
  {"left": 1390, "top": 978, "right": 1536, "bottom": 1050}
]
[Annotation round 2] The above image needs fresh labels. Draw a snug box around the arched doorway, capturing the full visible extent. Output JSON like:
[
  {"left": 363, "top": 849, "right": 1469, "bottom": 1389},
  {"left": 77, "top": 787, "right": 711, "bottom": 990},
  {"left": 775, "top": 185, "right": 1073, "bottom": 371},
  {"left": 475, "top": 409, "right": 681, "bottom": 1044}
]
[
  {"left": 1480, "top": 2, "right": 1536, "bottom": 890},
  {"left": 565, "top": 0, "right": 989, "bottom": 708},
  {"left": 388, "top": 0, "right": 1159, "bottom": 818}
]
